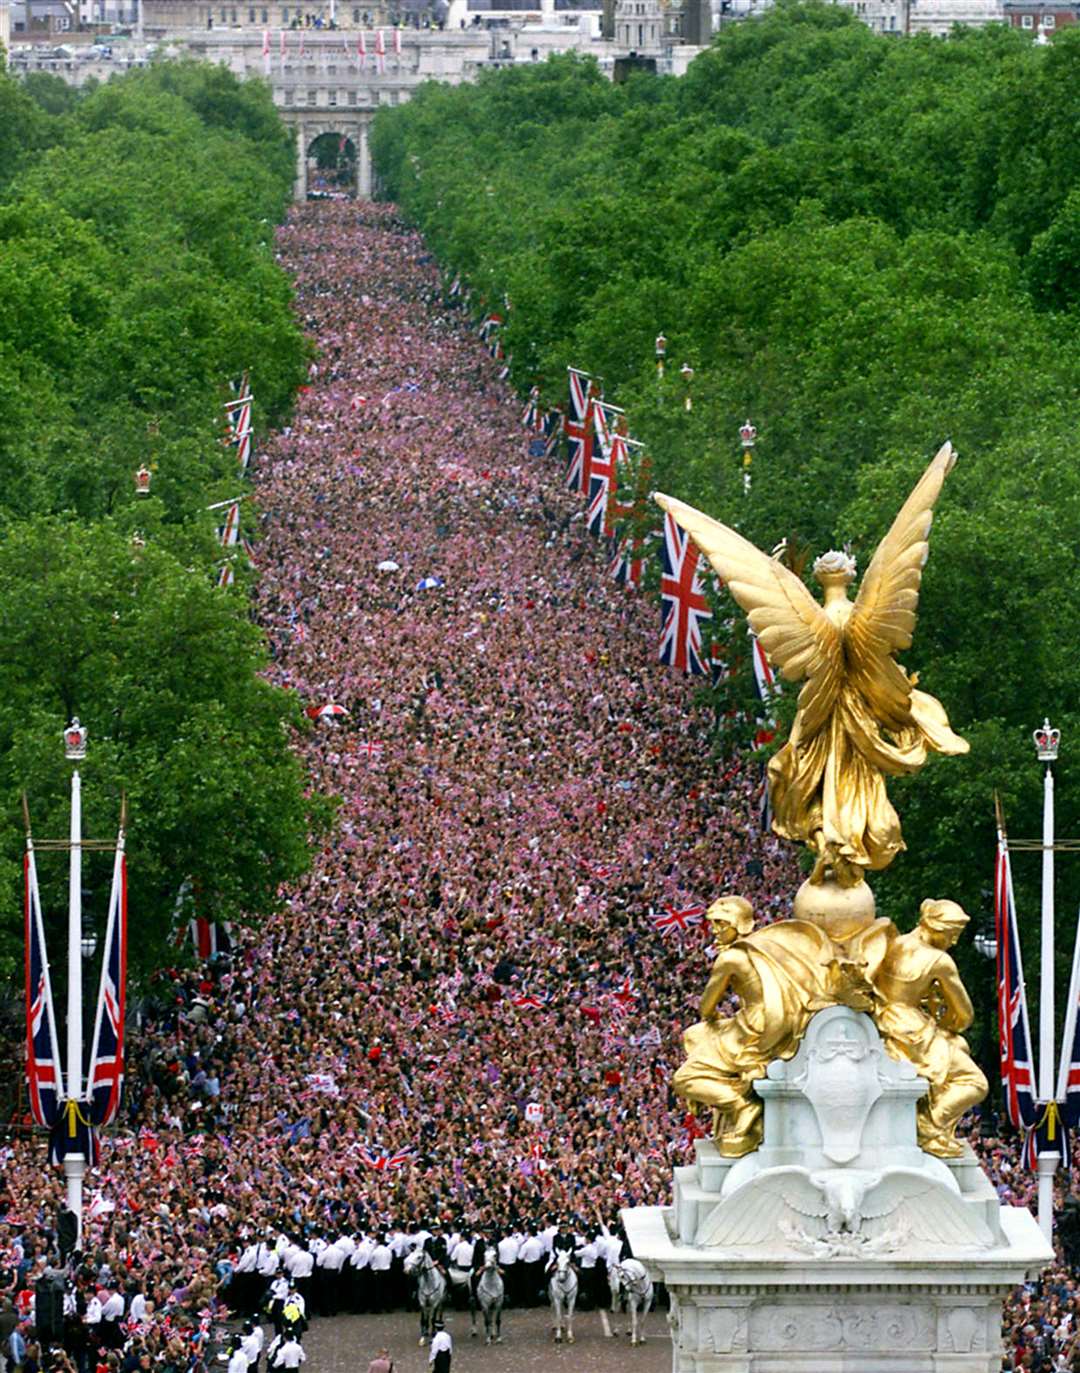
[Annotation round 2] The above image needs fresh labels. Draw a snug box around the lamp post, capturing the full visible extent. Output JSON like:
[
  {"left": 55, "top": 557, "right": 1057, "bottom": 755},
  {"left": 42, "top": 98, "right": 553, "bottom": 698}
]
[
  {"left": 1035, "top": 717, "right": 1060, "bottom": 1243},
  {"left": 680, "top": 363, "right": 694, "bottom": 412},
  {"left": 655, "top": 333, "right": 667, "bottom": 379},
  {"left": 62, "top": 718, "right": 87, "bottom": 1240},
  {"left": 740, "top": 419, "right": 757, "bottom": 496}
]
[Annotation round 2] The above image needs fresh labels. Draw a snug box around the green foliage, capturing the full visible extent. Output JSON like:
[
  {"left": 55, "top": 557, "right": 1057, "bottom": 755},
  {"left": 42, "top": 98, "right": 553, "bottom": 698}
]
[
  {"left": 0, "top": 60, "right": 320, "bottom": 982},
  {"left": 373, "top": 2, "right": 1080, "bottom": 1057}
]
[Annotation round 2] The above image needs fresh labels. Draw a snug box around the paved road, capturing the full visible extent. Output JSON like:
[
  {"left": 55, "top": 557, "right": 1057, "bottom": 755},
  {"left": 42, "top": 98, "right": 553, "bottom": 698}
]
[{"left": 304, "top": 1307, "right": 670, "bottom": 1373}]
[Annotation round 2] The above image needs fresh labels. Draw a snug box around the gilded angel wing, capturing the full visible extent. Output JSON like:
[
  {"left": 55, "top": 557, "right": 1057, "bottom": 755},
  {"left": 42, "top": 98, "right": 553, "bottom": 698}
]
[
  {"left": 654, "top": 493, "right": 843, "bottom": 737},
  {"left": 845, "top": 444, "right": 958, "bottom": 731}
]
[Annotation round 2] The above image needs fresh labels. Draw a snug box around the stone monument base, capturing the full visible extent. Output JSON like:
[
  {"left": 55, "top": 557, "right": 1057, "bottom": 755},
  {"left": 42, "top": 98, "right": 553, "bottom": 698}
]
[{"left": 622, "top": 1008, "right": 1051, "bottom": 1372}]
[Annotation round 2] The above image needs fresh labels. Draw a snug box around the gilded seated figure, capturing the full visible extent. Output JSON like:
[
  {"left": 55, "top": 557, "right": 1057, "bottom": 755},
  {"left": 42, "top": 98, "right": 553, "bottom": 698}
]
[{"left": 871, "top": 899, "right": 988, "bottom": 1158}]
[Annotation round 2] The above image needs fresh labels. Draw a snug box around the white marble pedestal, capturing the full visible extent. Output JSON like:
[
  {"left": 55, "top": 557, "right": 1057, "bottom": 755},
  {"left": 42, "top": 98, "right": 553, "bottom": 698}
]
[{"left": 622, "top": 1007, "right": 1051, "bottom": 1372}]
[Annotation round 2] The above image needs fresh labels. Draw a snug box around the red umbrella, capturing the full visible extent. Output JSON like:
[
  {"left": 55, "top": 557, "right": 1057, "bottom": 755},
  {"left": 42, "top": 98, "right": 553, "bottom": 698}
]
[{"left": 306, "top": 703, "right": 350, "bottom": 720}]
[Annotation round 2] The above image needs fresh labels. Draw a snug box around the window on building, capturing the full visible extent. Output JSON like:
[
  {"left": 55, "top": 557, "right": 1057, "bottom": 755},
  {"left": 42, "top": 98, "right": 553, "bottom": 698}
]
[
  {"left": 352, "top": 5, "right": 359, "bottom": 18},
  {"left": 261, "top": 6, "right": 267, "bottom": 18},
  {"left": 220, "top": 7, "right": 227, "bottom": 21},
  {"left": 1044, "top": 13, "right": 1056, "bottom": 25},
  {"left": 231, "top": 7, "right": 238, "bottom": 20},
  {"left": 638, "top": 20, "right": 643, "bottom": 42},
  {"left": 281, "top": 6, "right": 289, "bottom": 18},
  {"left": 248, "top": 6, "right": 254, "bottom": 19},
  {"left": 328, "top": 62, "right": 337, "bottom": 72},
  {"left": 284, "top": 87, "right": 293, "bottom": 103},
  {"left": 347, "top": 88, "right": 357, "bottom": 103},
  {"left": 307, "top": 89, "right": 317, "bottom": 104},
  {"left": 1021, "top": 12, "right": 1034, "bottom": 24},
  {"left": 329, "top": 88, "right": 337, "bottom": 104}
]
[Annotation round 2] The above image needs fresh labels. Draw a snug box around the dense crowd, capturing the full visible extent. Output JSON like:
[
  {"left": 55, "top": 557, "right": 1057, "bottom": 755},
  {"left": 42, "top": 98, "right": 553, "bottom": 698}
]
[{"left": 0, "top": 202, "right": 1069, "bottom": 1373}]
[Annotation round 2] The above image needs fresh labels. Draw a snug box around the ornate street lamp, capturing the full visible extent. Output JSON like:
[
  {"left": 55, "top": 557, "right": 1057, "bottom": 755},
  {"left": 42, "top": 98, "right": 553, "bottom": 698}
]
[
  {"left": 134, "top": 465, "right": 152, "bottom": 497},
  {"left": 740, "top": 419, "right": 757, "bottom": 495},
  {"left": 680, "top": 362, "right": 694, "bottom": 412},
  {"left": 655, "top": 333, "right": 667, "bottom": 378}
]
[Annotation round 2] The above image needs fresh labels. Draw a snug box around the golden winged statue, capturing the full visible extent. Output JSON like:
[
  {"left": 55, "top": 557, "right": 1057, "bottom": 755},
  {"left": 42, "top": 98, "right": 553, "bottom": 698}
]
[{"left": 654, "top": 443, "right": 968, "bottom": 889}]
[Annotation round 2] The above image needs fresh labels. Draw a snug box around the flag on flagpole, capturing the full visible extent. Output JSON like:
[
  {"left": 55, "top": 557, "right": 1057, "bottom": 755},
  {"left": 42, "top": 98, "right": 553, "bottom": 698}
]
[
  {"left": 219, "top": 501, "right": 241, "bottom": 548},
  {"left": 995, "top": 802, "right": 1038, "bottom": 1135},
  {"left": 659, "top": 511, "right": 711, "bottom": 675},
  {"left": 190, "top": 917, "right": 232, "bottom": 961},
  {"left": 24, "top": 839, "right": 62, "bottom": 1130},
  {"left": 564, "top": 369, "right": 598, "bottom": 497},
  {"left": 585, "top": 404, "right": 614, "bottom": 538},
  {"left": 376, "top": 27, "right": 386, "bottom": 73},
  {"left": 87, "top": 833, "right": 127, "bottom": 1128},
  {"left": 279, "top": 28, "right": 286, "bottom": 56},
  {"left": 262, "top": 28, "right": 271, "bottom": 73},
  {"left": 1057, "top": 905, "right": 1080, "bottom": 1135},
  {"left": 299, "top": 28, "right": 306, "bottom": 55},
  {"left": 393, "top": 25, "right": 401, "bottom": 55},
  {"left": 358, "top": 30, "right": 366, "bottom": 60},
  {"left": 749, "top": 630, "right": 777, "bottom": 703}
]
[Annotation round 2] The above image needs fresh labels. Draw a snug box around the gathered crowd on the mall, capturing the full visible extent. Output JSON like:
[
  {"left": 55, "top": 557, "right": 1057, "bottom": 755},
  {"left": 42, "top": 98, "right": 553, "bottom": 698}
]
[{"left": 0, "top": 203, "right": 1073, "bottom": 1373}]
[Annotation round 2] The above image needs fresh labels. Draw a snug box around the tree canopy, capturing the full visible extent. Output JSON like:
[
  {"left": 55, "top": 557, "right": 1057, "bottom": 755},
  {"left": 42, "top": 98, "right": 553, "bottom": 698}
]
[
  {"left": 373, "top": 5, "right": 1080, "bottom": 1052},
  {"left": 0, "top": 60, "right": 320, "bottom": 985}
]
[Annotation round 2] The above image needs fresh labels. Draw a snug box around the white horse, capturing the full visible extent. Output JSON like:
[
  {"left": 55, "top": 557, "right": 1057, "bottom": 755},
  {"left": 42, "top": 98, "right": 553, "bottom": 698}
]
[
  {"left": 470, "top": 1246, "right": 505, "bottom": 1345},
  {"left": 611, "top": 1259, "right": 653, "bottom": 1345},
  {"left": 404, "top": 1249, "right": 446, "bottom": 1345},
  {"left": 548, "top": 1250, "right": 578, "bottom": 1344}
]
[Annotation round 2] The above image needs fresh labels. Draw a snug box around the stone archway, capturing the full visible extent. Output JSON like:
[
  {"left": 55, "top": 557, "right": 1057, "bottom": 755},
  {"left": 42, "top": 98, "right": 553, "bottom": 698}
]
[
  {"left": 286, "top": 114, "right": 373, "bottom": 202},
  {"left": 307, "top": 130, "right": 357, "bottom": 198}
]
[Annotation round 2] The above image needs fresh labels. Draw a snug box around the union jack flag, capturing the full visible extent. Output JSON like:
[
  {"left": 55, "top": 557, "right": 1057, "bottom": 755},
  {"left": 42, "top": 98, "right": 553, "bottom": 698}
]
[
  {"left": 189, "top": 917, "right": 232, "bottom": 961},
  {"left": 609, "top": 973, "right": 636, "bottom": 1017},
  {"left": 522, "top": 387, "right": 542, "bottom": 432},
  {"left": 478, "top": 313, "right": 503, "bottom": 342},
  {"left": 224, "top": 391, "right": 252, "bottom": 471},
  {"left": 509, "top": 990, "right": 549, "bottom": 1010},
  {"left": 995, "top": 813, "right": 1037, "bottom": 1133},
  {"left": 1059, "top": 986, "right": 1080, "bottom": 1143},
  {"left": 650, "top": 903, "right": 706, "bottom": 936},
  {"left": 358, "top": 1146, "right": 414, "bottom": 1171},
  {"left": 218, "top": 502, "right": 241, "bottom": 549},
  {"left": 750, "top": 630, "right": 778, "bottom": 703},
  {"left": 586, "top": 405, "right": 616, "bottom": 538},
  {"left": 564, "top": 368, "right": 598, "bottom": 496},
  {"left": 659, "top": 511, "right": 711, "bottom": 675},
  {"left": 24, "top": 843, "right": 61, "bottom": 1129},
  {"left": 87, "top": 838, "right": 127, "bottom": 1127},
  {"left": 609, "top": 533, "right": 644, "bottom": 589},
  {"left": 355, "top": 741, "right": 384, "bottom": 760},
  {"left": 543, "top": 408, "right": 563, "bottom": 460}
]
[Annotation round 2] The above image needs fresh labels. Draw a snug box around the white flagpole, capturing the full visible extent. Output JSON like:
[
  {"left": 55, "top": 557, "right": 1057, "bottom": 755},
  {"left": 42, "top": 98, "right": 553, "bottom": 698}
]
[
  {"left": 1036, "top": 718, "right": 1060, "bottom": 1244},
  {"left": 65, "top": 745, "right": 86, "bottom": 1241}
]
